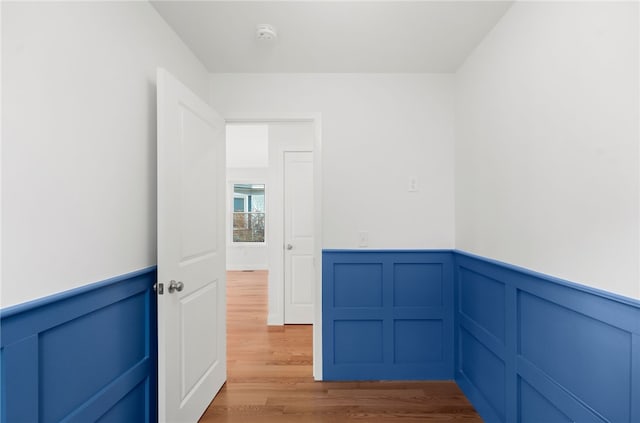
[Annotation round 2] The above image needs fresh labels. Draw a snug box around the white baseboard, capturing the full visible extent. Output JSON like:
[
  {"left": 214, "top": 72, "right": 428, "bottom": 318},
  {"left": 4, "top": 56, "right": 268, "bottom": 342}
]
[{"left": 267, "top": 313, "right": 284, "bottom": 326}]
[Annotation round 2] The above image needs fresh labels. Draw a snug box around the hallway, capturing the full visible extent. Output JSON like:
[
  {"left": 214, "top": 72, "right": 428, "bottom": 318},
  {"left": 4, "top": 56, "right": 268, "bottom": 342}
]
[{"left": 199, "top": 270, "right": 481, "bottom": 423}]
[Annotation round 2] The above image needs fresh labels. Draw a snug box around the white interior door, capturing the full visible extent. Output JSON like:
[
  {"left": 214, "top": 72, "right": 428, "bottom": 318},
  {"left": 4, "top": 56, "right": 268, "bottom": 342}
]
[
  {"left": 157, "top": 68, "right": 226, "bottom": 423},
  {"left": 284, "top": 151, "right": 314, "bottom": 323}
]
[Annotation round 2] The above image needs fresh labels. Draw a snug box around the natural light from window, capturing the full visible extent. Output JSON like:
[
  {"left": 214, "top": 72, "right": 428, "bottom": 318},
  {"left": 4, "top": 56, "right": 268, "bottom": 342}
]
[{"left": 232, "top": 184, "right": 265, "bottom": 243}]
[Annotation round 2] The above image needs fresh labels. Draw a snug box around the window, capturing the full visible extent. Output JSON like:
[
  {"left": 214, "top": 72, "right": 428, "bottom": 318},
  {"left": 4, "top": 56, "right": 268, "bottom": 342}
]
[{"left": 232, "top": 184, "right": 265, "bottom": 243}]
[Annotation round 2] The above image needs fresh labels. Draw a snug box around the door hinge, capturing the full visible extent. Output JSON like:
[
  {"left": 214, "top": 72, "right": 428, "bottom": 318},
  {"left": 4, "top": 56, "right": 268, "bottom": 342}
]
[{"left": 155, "top": 283, "right": 164, "bottom": 295}]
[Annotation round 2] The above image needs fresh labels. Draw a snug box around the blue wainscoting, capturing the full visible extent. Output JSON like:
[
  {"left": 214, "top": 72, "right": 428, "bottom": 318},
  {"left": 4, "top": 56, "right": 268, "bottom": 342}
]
[
  {"left": 454, "top": 251, "right": 640, "bottom": 423},
  {"left": 323, "top": 250, "right": 454, "bottom": 380},
  {"left": 323, "top": 249, "right": 640, "bottom": 422},
  {"left": 0, "top": 267, "right": 157, "bottom": 423}
]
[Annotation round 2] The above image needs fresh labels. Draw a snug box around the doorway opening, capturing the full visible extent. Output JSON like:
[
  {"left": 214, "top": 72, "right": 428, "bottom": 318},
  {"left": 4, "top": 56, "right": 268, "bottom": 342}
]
[{"left": 225, "top": 116, "right": 323, "bottom": 380}]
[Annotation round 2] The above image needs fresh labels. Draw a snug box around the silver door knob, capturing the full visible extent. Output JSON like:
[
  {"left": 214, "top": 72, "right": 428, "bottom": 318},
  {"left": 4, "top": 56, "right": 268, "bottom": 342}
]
[
  {"left": 286, "top": 244, "right": 293, "bottom": 250},
  {"left": 168, "top": 280, "right": 184, "bottom": 293}
]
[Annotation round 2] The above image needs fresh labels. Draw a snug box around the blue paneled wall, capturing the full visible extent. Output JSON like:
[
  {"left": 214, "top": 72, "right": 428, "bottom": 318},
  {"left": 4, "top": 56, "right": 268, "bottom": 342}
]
[
  {"left": 0, "top": 268, "right": 157, "bottom": 423},
  {"left": 454, "top": 252, "right": 640, "bottom": 423},
  {"left": 323, "top": 250, "right": 640, "bottom": 423},
  {"left": 323, "top": 250, "right": 454, "bottom": 380},
  {"left": 3, "top": 251, "right": 639, "bottom": 423}
]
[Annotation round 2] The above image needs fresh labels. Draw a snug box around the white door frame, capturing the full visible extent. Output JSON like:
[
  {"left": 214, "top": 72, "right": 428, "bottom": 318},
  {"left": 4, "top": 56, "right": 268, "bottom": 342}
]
[{"left": 225, "top": 114, "right": 323, "bottom": 381}]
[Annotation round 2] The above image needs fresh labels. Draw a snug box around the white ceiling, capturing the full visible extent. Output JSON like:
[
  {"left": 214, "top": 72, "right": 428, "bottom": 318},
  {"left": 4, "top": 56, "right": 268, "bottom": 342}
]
[{"left": 151, "top": 1, "right": 513, "bottom": 73}]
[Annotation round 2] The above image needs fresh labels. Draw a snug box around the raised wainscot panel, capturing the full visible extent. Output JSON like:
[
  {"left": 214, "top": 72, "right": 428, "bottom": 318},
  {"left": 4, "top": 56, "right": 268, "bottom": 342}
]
[
  {"left": 455, "top": 251, "right": 640, "bottom": 423},
  {"left": 333, "top": 263, "right": 383, "bottom": 308},
  {"left": 393, "top": 263, "right": 443, "bottom": 307},
  {"left": 394, "top": 319, "right": 443, "bottom": 364},
  {"left": 459, "top": 266, "right": 505, "bottom": 343},
  {"left": 96, "top": 381, "right": 147, "bottom": 423},
  {"left": 334, "top": 320, "right": 384, "bottom": 364},
  {"left": 39, "top": 293, "right": 148, "bottom": 422},
  {"left": 323, "top": 250, "right": 454, "bottom": 381},
  {"left": 0, "top": 267, "right": 157, "bottom": 423},
  {"left": 460, "top": 327, "right": 506, "bottom": 423},
  {"left": 519, "top": 378, "right": 572, "bottom": 423},
  {"left": 518, "top": 291, "right": 632, "bottom": 423}
]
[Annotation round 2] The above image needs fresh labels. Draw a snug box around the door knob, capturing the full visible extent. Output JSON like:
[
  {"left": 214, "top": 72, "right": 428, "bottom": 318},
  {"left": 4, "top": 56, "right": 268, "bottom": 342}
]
[
  {"left": 168, "top": 280, "right": 184, "bottom": 293},
  {"left": 286, "top": 244, "right": 293, "bottom": 250}
]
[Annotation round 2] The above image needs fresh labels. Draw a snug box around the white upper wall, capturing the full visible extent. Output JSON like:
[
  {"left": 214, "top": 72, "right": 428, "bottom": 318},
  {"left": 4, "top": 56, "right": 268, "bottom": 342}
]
[
  {"left": 226, "top": 124, "right": 269, "bottom": 168},
  {"left": 210, "top": 74, "right": 456, "bottom": 249},
  {"left": 5, "top": 0, "right": 634, "bottom": 306},
  {"left": 455, "top": 1, "right": 639, "bottom": 298},
  {"left": 1, "top": 2, "right": 210, "bottom": 307}
]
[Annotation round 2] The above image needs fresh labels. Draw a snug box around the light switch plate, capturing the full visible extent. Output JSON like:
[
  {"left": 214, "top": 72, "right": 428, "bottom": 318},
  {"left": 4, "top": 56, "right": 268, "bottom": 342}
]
[
  {"left": 358, "top": 231, "right": 369, "bottom": 247},
  {"left": 409, "top": 176, "right": 418, "bottom": 192}
]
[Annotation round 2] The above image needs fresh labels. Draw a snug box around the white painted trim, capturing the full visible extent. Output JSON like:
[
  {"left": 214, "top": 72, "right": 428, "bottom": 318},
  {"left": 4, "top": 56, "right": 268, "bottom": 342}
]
[
  {"left": 0, "top": 2, "right": 4, "bottom": 296},
  {"left": 312, "top": 116, "right": 323, "bottom": 381},
  {"left": 226, "top": 114, "right": 320, "bottom": 124},
  {"left": 227, "top": 265, "right": 269, "bottom": 271},
  {"left": 637, "top": 1, "right": 640, "bottom": 300},
  {"left": 226, "top": 114, "right": 323, "bottom": 381}
]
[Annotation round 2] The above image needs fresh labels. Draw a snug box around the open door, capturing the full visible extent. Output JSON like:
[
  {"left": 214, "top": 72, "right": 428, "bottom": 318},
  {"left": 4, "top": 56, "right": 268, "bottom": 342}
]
[{"left": 157, "top": 68, "right": 226, "bottom": 422}]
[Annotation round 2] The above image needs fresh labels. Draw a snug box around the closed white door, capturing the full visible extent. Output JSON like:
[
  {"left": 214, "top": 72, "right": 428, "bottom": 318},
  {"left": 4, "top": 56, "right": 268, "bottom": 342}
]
[
  {"left": 284, "top": 151, "right": 314, "bottom": 323},
  {"left": 157, "top": 68, "right": 226, "bottom": 422}
]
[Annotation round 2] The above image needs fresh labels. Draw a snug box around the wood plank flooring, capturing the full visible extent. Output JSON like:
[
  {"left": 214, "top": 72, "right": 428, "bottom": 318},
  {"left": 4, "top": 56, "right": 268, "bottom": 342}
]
[{"left": 199, "top": 270, "right": 482, "bottom": 423}]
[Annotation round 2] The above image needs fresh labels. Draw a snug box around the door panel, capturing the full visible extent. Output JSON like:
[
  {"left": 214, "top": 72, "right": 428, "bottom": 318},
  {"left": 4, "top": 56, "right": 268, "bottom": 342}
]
[
  {"left": 291, "top": 255, "right": 314, "bottom": 304},
  {"left": 180, "top": 282, "right": 218, "bottom": 401},
  {"left": 157, "top": 68, "right": 226, "bottom": 423},
  {"left": 179, "top": 104, "right": 219, "bottom": 261},
  {"left": 284, "top": 151, "right": 314, "bottom": 324}
]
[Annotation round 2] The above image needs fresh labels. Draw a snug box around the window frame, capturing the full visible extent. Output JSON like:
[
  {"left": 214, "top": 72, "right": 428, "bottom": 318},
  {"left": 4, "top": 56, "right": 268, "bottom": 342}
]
[{"left": 230, "top": 182, "right": 267, "bottom": 245}]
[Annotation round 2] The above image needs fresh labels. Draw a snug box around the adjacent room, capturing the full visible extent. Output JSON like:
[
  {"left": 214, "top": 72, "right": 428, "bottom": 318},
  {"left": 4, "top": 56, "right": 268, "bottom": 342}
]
[{"left": 1, "top": 1, "right": 638, "bottom": 422}]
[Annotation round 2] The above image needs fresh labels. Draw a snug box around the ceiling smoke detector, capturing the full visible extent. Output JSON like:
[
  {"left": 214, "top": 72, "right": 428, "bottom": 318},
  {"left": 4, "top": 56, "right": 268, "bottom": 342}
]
[{"left": 256, "top": 24, "right": 277, "bottom": 41}]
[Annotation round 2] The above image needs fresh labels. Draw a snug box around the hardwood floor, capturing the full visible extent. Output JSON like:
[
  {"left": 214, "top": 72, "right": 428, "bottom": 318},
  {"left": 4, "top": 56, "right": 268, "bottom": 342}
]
[{"left": 199, "top": 270, "right": 482, "bottom": 423}]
